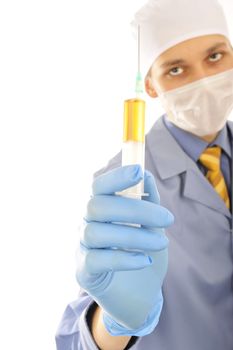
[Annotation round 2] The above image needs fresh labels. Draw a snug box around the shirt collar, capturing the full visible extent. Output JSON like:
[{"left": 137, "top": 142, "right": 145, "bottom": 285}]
[
  {"left": 210, "top": 124, "right": 232, "bottom": 158},
  {"left": 163, "top": 114, "right": 232, "bottom": 162}
]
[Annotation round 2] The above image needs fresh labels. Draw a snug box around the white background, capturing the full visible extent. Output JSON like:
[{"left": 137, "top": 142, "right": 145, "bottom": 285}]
[{"left": 0, "top": 1, "right": 233, "bottom": 349}]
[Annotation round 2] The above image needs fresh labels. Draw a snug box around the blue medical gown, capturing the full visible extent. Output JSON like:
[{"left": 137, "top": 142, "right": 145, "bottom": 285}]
[{"left": 55, "top": 115, "right": 233, "bottom": 349}]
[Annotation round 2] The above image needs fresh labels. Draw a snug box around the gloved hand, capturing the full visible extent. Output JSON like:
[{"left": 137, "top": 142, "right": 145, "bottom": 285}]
[{"left": 76, "top": 164, "right": 174, "bottom": 336}]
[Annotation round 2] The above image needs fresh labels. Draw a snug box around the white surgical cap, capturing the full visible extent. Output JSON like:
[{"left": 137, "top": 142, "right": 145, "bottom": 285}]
[{"left": 131, "top": 0, "right": 231, "bottom": 78}]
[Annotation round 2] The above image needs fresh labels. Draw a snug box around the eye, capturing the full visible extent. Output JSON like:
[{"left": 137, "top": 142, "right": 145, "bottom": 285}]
[
  {"left": 209, "top": 52, "right": 223, "bottom": 62},
  {"left": 168, "top": 67, "right": 184, "bottom": 76}
]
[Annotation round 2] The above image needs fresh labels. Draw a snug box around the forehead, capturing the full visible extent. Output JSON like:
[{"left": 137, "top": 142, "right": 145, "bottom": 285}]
[{"left": 155, "top": 34, "right": 230, "bottom": 68}]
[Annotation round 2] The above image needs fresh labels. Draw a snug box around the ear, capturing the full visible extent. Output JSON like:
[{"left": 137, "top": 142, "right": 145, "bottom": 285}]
[{"left": 145, "top": 76, "right": 158, "bottom": 98}]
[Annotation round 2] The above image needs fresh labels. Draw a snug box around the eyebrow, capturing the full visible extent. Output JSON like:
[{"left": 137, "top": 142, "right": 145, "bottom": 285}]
[{"left": 159, "top": 42, "right": 228, "bottom": 69}]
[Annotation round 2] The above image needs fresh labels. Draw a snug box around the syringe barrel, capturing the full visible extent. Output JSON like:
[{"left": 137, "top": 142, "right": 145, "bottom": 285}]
[{"left": 120, "top": 98, "right": 146, "bottom": 199}]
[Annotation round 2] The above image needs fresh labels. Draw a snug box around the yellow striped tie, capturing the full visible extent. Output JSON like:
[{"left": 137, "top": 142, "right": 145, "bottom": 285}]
[{"left": 199, "top": 146, "right": 230, "bottom": 209}]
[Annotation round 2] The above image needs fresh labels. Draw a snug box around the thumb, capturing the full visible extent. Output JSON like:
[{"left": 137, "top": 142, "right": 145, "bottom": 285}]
[{"left": 142, "top": 170, "right": 160, "bottom": 204}]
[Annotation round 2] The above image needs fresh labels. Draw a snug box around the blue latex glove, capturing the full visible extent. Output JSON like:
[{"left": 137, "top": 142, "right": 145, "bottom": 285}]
[{"left": 76, "top": 164, "right": 174, "bottom": 336}]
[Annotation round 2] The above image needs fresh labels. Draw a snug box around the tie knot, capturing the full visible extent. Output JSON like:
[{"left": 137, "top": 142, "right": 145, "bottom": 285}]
[{"left": 199, "top": 146, "right": 222, "bottom": 171}]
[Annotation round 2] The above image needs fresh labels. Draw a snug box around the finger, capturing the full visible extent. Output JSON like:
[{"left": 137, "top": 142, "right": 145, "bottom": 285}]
[
  {"left": 86, "top": 195, "right": 174, "bottom": 228},
  {"left": 80, "top": 246, "right": 153, "bottom": 274},
  {"left": 92, "top": 164, "right": 143, "bottom": 195},
  {"left": 81, "top": 222, "right": 169, "bottom": 251},
  {"left": 142, "top": 170, "right": 160, "bottom": 204}
]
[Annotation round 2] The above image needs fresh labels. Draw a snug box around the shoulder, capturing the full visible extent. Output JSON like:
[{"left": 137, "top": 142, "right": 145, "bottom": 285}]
[{"left": 93, "top": 150, "right": 122, "bottom": 179}]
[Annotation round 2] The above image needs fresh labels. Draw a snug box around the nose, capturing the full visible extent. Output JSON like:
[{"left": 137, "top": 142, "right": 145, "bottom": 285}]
[{"left": 189, "top": 67, "right": 209, "bottom": 83}]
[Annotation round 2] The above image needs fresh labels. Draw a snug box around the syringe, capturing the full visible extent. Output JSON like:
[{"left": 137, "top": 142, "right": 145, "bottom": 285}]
[{"left": 116, "top": 25, "right": 148, "bottom": 200}]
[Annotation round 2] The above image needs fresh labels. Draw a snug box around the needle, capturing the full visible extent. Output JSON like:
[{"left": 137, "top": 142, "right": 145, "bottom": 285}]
[{"left": 135, "top": 25, "right": 144, "bottom": 97}]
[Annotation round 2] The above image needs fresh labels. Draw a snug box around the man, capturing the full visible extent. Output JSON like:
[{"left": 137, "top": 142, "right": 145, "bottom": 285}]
[{"left": 56, "top": 0, "right": 233, "bottom": 349}]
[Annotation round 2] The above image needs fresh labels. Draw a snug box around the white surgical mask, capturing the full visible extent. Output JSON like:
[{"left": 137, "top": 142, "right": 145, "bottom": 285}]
[{"left": 156, "top": 67, "right": 233, "bottom": 136}]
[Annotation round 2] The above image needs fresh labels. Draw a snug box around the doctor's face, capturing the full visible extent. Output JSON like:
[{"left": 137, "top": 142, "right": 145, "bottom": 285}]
[{"left": 145, "top": 34, "right": 233, "bottom": 97}]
